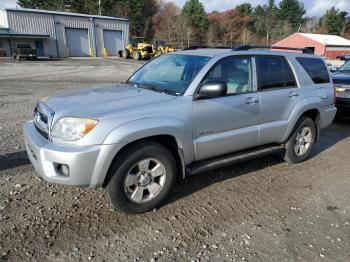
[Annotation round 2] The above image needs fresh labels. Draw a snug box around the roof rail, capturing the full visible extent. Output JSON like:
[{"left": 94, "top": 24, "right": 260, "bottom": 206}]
[
  {"left": 233, "top": 45, "right": 314, "bottom": 54},
  {"left": 182, "top": 46, "right": 234, "bottom": 51}
]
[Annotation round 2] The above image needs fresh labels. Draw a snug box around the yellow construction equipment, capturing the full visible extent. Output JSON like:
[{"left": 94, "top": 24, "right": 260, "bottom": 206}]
[
  {"left": 120, "top": 37, "right": 154, "bottom": 60},
  {"left": 153, "top": 40, "right": 175, "bottom": 56}
]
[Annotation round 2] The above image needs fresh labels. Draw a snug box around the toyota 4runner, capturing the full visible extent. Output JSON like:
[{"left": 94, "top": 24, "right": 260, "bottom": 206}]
[{"left": 23, "top": 46, "right": 337, "bottom": 213}]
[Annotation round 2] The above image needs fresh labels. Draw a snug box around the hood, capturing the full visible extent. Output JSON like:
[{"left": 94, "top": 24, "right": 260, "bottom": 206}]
[
  {"left": 43, "top": 83, "right": 177, "bottom": 119},
  {"left": 332, "top": 72, "right": 350, "bottom": 85}
]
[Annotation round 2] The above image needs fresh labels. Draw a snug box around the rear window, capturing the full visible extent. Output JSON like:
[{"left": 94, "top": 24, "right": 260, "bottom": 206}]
[{"left": 296, "top": 57, "right": 330, "bottom": 84}]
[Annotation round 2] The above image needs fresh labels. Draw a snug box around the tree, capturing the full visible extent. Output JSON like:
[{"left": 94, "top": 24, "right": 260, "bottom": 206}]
[
  {"left": 276, "top": 0, "right": 305, "bottom": 30},
  {"left": 152, "top": 1, "right": 180, "bottom": 45},
  {"left": 322, "top": 7, "right": 348, "bottom": 35},
  {"left": 102, "top": 0, "right": 159, "bottom": 40},
  {"left": 17, "top": 0, "right": 68, "bottom": 10},
  {"left": 181, "top": 0, "right": 208, "bottom": 46}
]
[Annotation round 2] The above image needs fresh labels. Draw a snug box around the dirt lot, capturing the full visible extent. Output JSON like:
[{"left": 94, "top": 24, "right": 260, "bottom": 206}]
[{"left": 0, "top": 58, "right": 349, "bottom": 262}]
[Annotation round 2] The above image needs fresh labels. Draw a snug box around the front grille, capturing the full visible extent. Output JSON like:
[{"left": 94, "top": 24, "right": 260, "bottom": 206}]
[
  {"left": 336, "top": 91, "right": 350, "bottom": 99},
  {"left": 33, "top": 102, "right": 54, "bottom": 140}
]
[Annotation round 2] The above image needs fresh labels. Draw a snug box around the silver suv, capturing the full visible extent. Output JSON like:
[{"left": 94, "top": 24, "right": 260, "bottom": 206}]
[{"left": 23, "top": 46, "right": 337, "bottom": 213}]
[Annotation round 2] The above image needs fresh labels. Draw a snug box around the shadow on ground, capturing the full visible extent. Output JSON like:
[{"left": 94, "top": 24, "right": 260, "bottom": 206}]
[{"left": 0, "top": 151, "right": 30, "bottom": 172}]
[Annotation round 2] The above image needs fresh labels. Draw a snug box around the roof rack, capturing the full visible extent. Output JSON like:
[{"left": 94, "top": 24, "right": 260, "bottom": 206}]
[
  {"left": 233, "top": 45, "right": 314, "bottom": 54},
  {"left": 182, "top": 46, "right": 234, "bottom": 51}
]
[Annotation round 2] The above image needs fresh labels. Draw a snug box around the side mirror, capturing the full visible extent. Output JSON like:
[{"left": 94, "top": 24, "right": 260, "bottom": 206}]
[
  {"left": 196, "top": 80, "right": 227, "bottom": 99},
  {"left": 330, "top": 67, "right": 338, "bottom": 73}
]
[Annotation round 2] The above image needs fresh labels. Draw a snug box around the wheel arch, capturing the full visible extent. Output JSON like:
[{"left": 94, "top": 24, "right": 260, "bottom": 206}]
[
  {"left": 283, "top": 107, "right": 321, "bottom": 143},
  {"left": 102, "top": 134, "right": 186, "bottom": 188}
]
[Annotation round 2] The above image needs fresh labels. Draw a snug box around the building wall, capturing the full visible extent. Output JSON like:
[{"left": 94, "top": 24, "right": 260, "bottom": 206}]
[
  {"left": 4, "top": 9, "right": 129, "bottom": 58},
  {"left": 273, "top": 33, "right": 326, "bottom": 56},
  {"left": 324, "top": 47, "right": 350, "bottom": 60},
  {"left": 95, "top": 19, "right": 129, "bottom": 56},
  {"left": 6, "top": 11, "right": 58, "bottom": 57}
]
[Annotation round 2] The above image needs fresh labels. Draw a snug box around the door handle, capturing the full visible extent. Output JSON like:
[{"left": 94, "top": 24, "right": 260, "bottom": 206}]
[
  {"left": 289, "top": 92, "right": 299, "bottom": 98},
  {"left": 245, "top": 97, "right": 259, "bottom": 104}
]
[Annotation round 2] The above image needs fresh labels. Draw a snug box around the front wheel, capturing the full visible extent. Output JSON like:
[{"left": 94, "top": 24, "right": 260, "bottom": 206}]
[
  {"left": 105, "top": 141, "right": 177, "bottom": 213},
  {"left": 133, "top": 50, "right": 142, "bottom": 60},
  {"left": 282, "top": 116, "right": 316, "bottom": 164}
]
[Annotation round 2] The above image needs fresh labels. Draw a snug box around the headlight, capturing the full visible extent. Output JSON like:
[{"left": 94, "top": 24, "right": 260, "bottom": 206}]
[{"left": 51, "top": 117, "right": 98, "bottom": 141}]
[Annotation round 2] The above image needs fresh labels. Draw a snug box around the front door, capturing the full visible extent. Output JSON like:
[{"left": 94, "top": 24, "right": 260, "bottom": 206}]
[
  {"left": 35, "top": 41, "right": 44, "bottom": 56},
  {"left": 192, "top": 56, "right": 260, "bottom": 161}
]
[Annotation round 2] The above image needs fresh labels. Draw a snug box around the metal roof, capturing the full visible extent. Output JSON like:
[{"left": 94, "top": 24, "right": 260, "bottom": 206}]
[
  {"left": 298, "top": 33, "right": 350, "bottom": 47},
  {"left": 4, "top": 8, "right": 129, "bottom": 22},
  {"left": 0, "top": 33, "right": 50, "bottom": 38}
]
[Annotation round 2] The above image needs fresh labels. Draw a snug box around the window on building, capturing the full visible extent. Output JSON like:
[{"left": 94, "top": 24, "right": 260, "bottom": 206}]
[
  {"left": 0, "top": 40, "right": 3, "bottom": 49},
  {"left": 296, "top": 57, "right": 330, "bottom": 84}
]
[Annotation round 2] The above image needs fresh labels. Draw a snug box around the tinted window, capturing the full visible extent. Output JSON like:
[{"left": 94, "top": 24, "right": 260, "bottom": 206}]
[
  {"left": 296, "top": 57, "right": 330, "bottom": 84},
  {"left": 204, "top": 56, "right": 253, "bottom": 95},
  {"left": 257, "top": 56, "right": 297, "bottom": 90},
  {"left": 338, "top": 60, "right": 350, "bottom": 73},
  {"left": 284, "top": 59, "right": 297, "bottom": 87}
]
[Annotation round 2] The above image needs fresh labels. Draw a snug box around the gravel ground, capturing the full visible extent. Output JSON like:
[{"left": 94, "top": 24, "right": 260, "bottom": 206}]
[{"left": 0, "top": 58, "right": 350, "bottom": 262}]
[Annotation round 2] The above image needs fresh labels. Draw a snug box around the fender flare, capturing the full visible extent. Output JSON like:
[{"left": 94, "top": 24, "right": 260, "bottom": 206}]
[{"left": 103, "top": 116, "right": 194, "bottom": 165}]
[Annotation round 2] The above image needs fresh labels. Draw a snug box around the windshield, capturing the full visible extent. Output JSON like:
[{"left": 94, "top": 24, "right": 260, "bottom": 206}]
[
  {"left": 339, "top": 60, "right": 350, "bottom": 73},
  {"left": 127, "top": 54, "right": 210, "bottom": 95}
]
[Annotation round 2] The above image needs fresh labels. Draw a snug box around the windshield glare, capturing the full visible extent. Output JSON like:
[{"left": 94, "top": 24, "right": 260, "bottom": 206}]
[
  {"left": 127, "top": 54, "right": 210, "bottom": 95},
  {"left": 339, "top": 60, "right": 350, "bottom": 72}
]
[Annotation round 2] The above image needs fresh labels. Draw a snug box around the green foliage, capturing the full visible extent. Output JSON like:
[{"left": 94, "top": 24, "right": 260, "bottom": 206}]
[
  {"left": 323, "top": 7, "right": 348, "bottom": 35},
  {"left": 17, "top": 0, "right": 68, "bottom": 10},
  {"left": 236, "top": 3, "right": 253, "bottom": 17},
  {"left": 181, "top": 0, "right": 208, "bottom": 45},
  {"left": 276, "top": 0, "right": 305, "bottom": 30}
]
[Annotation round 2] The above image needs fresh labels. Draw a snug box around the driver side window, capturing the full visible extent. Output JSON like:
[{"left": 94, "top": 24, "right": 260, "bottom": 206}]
[{"left": 204, "top": 56, "right": 253, "bottom": 95}]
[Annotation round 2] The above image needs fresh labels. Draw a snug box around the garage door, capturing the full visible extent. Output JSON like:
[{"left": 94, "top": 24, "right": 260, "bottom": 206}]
[
  {"left": 65, "top": 28, "right": 89, "bottom": 57},
  {"left": 103, "top": 30, "right": 123, "bottom": 56}
]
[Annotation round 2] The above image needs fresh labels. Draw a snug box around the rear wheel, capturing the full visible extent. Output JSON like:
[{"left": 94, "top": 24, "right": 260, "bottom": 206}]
[
  {"left": 282, "top": 117, "right": 316, "bottom": 163},
  {"left": 105, "top": 141, "right": 177, "bottom": 214},
  {"left": 133, "top": 50, "right": 142, "bottom": 60},
  {"left": 122, "top": 49, "right": 130, "bottom": 59}
]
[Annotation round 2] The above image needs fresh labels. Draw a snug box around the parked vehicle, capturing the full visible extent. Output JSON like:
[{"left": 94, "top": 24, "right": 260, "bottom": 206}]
[
  {"left": 336, "top": 54, "right": 350, "bottom": 61},
  {"left": 23, "top": 46, "right": 337, "bottom": 213},
  {"left": 13, "top": 44, "right": 37, "bottom": 60},
  {"left": 120, "top": 37, "right": 154, "bottom": 60},
  {"left": 332, "top": 60, "right": 350, "bottom": 118}
]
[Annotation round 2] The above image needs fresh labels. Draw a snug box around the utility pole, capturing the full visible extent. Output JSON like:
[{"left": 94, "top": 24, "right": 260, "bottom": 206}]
[{"left": 98, "top": 0, "right": 102, "bottom": 16}]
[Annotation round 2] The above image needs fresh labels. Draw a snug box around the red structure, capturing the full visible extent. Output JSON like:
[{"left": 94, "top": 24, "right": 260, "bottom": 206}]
[{"left": 273, "top": 33, "right": 350, "bottom": 59}]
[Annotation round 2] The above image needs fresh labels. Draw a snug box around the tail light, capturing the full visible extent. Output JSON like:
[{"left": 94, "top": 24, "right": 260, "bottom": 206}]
[{"left": 332, "top": 84, "right": 336, "bottom": 105}]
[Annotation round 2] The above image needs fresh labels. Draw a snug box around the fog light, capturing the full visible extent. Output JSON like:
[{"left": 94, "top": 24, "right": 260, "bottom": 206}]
[{"left": 56, "top": 164, "right": 69, "bottom": 177}]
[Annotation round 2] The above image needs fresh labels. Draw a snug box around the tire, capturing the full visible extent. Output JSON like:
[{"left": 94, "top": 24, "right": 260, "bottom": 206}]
[
  {"left": 282, "top": 116, "right": 316, "bottom": 164},
  {"left": 122, "top": 49, "right": 130, "bottom": 59},
  {"left": 133, "top": 50, "right": 142, "bottom": 60},
  {"left": 105, "top": 141, "right": 177, "bottom": 214}
]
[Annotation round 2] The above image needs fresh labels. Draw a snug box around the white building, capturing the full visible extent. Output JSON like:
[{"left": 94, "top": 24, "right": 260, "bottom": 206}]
[{"left": 0, "top": 8, "right": 130, "bottom": 57}]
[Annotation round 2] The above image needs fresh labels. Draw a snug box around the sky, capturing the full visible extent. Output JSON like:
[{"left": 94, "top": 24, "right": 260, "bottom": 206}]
[{"left": 0, "top": 0, "right": 349, "bottom": 17}]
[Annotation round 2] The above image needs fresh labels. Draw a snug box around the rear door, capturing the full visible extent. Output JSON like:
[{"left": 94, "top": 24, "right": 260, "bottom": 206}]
[{"left": 256, "top": 55, "right": 302, "bottom": 145}]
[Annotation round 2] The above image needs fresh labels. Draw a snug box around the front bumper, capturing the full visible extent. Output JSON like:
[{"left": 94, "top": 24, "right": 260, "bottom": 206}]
[
  {"left": 23, "top": 121, "right": 124, "bottom": 187},
  {"left": 336, "top": 98, "right": 350, "bottom": 117}
]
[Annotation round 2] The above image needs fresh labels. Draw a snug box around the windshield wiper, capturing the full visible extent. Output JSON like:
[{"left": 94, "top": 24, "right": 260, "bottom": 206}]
[{"left": 137, "top": 84, "right": 166, "bottom": 94}]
